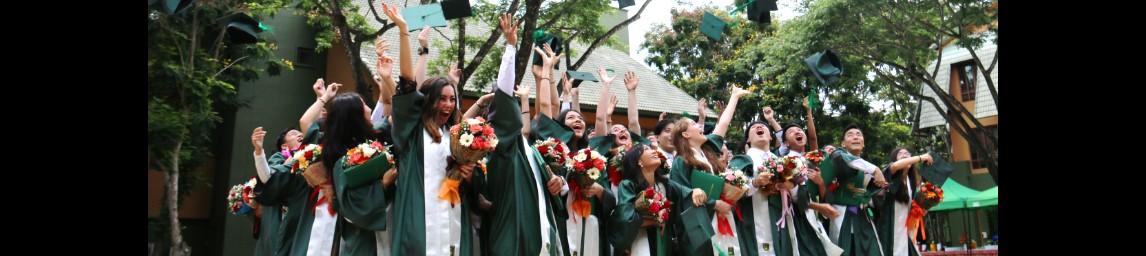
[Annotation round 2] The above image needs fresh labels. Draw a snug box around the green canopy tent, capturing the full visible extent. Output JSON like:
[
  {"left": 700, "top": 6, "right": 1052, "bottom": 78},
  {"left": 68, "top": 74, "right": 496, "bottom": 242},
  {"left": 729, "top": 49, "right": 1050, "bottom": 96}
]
[
  {"left": 929, "top": 180, "right": 998, "bottom": 249},
  {"left": 930, "top": 180, "right": 983, "bottom": 211}
]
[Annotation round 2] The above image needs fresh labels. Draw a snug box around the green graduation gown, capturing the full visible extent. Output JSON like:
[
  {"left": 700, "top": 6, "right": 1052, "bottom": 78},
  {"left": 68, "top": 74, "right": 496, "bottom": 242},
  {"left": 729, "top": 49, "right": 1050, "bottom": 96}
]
[
  {"left": 485, "top": 90, "right": 567, "bottom": 256},
  {"left": 825, "top": 150, "right": 883, "bottom": 256},
  {"left": 388, "top": 85, "right": 476, "bottom": 255}
]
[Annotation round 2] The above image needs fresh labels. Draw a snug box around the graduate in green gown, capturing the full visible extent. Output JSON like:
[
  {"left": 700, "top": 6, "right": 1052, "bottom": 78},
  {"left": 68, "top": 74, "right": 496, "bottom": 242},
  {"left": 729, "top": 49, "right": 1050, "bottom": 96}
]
[
  {"left": 609, "top": 144, "right": 709, "bottom": 256},
  {"left": 729, "top": 118, "right": 803, "bottom": 256},
  {"left": 478, "top": 13, "right": 568, "bottom": 256},
  {"left": 309, "top": 90, "right": 392, "bottom": 255},
  {"left": 875, "top": 148, "right": 932, "bottom": 256},
  {"left": 382, "top": 3, "right": 480, "bottom": 254},
  {"left": 823, "top": 124, "right": 889, "bottom": 256},
  {"left": 668, "top": 85, "right": 754, "bottom": 256},
  {"left": 250, "top": 126, "right": 307, "bottom": 256},
  {"left": 258, "top": 77, "right": 343, "bottom": 256}
]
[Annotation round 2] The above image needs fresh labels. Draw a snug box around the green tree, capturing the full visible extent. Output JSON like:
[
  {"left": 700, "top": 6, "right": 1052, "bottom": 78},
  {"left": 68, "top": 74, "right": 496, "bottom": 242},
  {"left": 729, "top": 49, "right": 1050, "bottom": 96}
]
[
  {"left": 798, "top": 0, "right": 998, "bottom": 181},
  {"left": 147, "top": 1, "right": 292, "bottom": 255},
  {"left": 641, "top": 2, "right": 918, "bottom": 163},
  {"left": 433, "top": 0, "right": 656, "bottom": 92}
]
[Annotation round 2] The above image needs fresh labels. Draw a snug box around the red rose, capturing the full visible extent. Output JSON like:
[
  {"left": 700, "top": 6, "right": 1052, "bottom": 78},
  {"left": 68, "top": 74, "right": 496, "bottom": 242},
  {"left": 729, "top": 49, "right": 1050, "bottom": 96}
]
[
  {"left": 484, "top": 126, "right": 494, "bottom": 136},
  {"left": 305, "top": 150, "right": 314, "bottom": 159},
  {"left": 371, "top": 141, "right": 383, "bottom": 149},
  {"left": 538, "top": 145, "right": 550, "bottom": 155}
]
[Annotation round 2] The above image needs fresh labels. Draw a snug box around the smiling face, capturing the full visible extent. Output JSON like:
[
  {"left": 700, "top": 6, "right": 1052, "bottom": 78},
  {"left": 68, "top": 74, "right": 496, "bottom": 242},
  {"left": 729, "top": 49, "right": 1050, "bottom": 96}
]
[
  {"left": 612, "top": 124, "right": 631, "bottom": 147},
  {"left": 281, "top": 129, "right": 303, "bottom": 150},
  {"left": 784, "top": 126, "right": 807, "bottom": 150},
  {"left": 434, "top": 85, "right": 457, "bottom": 125},
  {"left": 747, "top": 123, "right": 771, "bottom": 150},
  {"left": 563, "top": 110, "right": 586, "bottom": 139}
]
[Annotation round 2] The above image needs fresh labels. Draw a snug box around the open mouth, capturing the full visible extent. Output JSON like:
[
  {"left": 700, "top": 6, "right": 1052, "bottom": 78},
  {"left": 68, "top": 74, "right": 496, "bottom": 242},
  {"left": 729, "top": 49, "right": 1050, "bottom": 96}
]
[
  {"left": 796, "top": 136, "right": 805, "bottom": 143},
  {"left": 756, "top": 131, "right": 766, "bottom": 136}
]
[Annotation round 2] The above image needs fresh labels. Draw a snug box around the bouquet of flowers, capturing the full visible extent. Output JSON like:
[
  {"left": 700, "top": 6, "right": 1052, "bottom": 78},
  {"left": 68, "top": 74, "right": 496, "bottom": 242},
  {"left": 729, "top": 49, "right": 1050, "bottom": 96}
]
[
  {"left": 567, "top": 147, "right": 606, "bottom": 218},
  {"left": 914, "top": 182, "right": 944, "bottom": 210},
  {"left": 534, "top": 137, "right": 571, "bottom": 175},
  {"left": 226, "top": 177, "right": 259, "bottom": 216},
  {"left": 804, "top": 150, "right": 825, "bottom": 166},
  {"left": 721, "top": 169, "right": 750, "bottom": 201},
  {"left": 606, "top": 145, "right": 629, "bottom": 187},
  {"left": 341, "top": 139, "right": 396, "bottom": 187},
  {"left": 442, "top": 117, "right": 498, "bottom": 205},
  {"left": 775, "top": 155, "right": 808, "bottom": 185},
  {"left": 634, "top": 186, "right": 672, "bottom": 225},
  {"left": 288, "top": 144, "right": 323, "bottom": 174}
]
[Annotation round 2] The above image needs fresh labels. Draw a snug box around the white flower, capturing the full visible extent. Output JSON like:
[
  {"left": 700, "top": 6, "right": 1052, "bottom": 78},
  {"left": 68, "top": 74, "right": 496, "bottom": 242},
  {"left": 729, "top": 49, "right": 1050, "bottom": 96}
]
[
  {"left": 734, "top": 170, "right": 745, "bottom": 178},
  {"left": 490, "top": 136, "right": 499, "bottom": 148},
  {"left": 460, "top": 134, "right": 475, "bottom": 147},
  {"left": 590, "top": 151, "right": 602, "bottom": 160},
  {"left": 574, "top": 153, "right": 587, "bottom": 162},
  {"left": 304, "top": 144, "right": 317, "bottom": 152},
  {"left": 361, "top": 144, "right": 377, "bottom": 158},
  {"left": 468, "top": 119, "right": 482, "bottom": 126},
  {"left": 587, "top": 168, "right": 601, "bottom": 180}
]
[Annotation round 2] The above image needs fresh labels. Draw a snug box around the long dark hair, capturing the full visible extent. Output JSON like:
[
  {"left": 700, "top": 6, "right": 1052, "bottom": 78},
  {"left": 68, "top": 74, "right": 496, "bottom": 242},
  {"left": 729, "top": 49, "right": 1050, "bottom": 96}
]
[
  {"left": 322, "top": 93, "right": 375, "bottom": 171},
  {"left": 419, "top": 77, "right": 459, "bottom": 143},
  {"left": 671, "top": 118, "right": 724, "bottom": 173},
  {"left": 557, "top": 108, "right": 589, "bottom": 151},
  {"left": 623, "top": 144, "right": 669, "bottom": 191},
  {"left": 888, "top": 147, "right": 921, "bottom": 204}
]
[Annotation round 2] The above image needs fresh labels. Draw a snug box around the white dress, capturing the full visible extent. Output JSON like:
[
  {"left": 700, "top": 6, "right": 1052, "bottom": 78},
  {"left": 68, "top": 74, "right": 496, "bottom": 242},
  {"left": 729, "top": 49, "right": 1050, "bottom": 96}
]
[
  {"left": 893, "top": 174, "right": 918, "bottom": 256},
  {"left": 307, "top": 190, "right": 338, "bottom": 256},
  {"left": 423, "top": 128, "right": 463, "bottom": 256}
]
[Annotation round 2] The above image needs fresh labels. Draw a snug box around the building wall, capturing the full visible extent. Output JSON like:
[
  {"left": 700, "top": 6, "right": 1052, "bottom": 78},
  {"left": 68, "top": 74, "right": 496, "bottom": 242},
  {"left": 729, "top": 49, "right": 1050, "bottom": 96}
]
[{"left": 217, "top": 8, "right": 324, "bottom": 256}]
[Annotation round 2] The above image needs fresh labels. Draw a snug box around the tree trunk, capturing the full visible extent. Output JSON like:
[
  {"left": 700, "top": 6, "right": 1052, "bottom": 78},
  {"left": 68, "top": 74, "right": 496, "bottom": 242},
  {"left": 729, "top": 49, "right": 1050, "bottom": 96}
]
[
  {"left": 513, "top": 0, "right": 542, "bottom": 86},
  {"left": 167, "top": 139, "right": 189, "bottom": 256}
]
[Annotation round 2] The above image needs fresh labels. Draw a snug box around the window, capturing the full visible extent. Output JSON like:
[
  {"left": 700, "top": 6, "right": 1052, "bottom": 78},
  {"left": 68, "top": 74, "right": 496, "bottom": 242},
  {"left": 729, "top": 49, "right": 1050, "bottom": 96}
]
[
  {"left": 296, "top": 47, "right": 317, "bottom": 68},
  {"left": 953, "top": 61, "right": 976, "bottom": 102}
]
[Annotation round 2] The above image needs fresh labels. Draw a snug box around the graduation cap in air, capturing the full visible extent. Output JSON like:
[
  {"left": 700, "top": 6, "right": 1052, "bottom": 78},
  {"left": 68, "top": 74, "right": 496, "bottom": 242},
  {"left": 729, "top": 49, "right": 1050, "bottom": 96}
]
[
  {"left": 157, "top": 0, "right": 194, "bottom": 15},
  {"left": 617, "top": 0, "right": 636, "bottom": 9},
  {"left": 224, "top": 13, "right": 265, "bottom": 45},
  {"left": 565, "top": 70, "right": 598, "bottom": 88},
  {"left": 700, "top": 12, "right": 727, "bottom": 41},
  {"left": 804, "top": 49, "right": 843, "bottom": 85},
  {"left": 919, "top": 152, "right": 955, "bottom": 187},
  {"left": 402, "top": 3, "right": 449, "bottom": 32},
  {"left": 531, "top": 29, "right": 564, "bottom": 67},
  {"left": 747, "top": 0, "right": 779, "bottom": 23},
  {"left": 441, "top": 0, "right": 473, "bottom": 20}
]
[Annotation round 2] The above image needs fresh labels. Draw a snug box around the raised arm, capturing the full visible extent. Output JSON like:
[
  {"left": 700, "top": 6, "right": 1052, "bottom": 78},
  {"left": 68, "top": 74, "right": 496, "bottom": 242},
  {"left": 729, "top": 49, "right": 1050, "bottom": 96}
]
[
  {"left": 380, "top": 3, "right": 413, "bottom": 84},
  {"left": 803, "top": 97, "right": 819, "bottom": 150},
  {"left": 464, "top": 94, "right": 495, "bottom": 120},
  {"left": 300, "top": 79, "right": 340, "bottom": 132},
  {"left": 713, "top": 86, "right": 751, "bottom": 137},
  {"left": 251, "top": 127, "right": 271, "bottom": 182},
  {"left": 414, "top": 26, "right": 431, "bottom": 85},
  {"left": 496, "top": 13, "right": 518, "bottom": 95},
  {"left": 762, "top": 106, "right": 783, "bottom": 148},
  {"left": 517, "top": 84, "right": 533, "bottom": 137},
  {"left": 372, "top": 38, "right": 397, "bottom": 121},
  {"left": 594, "top": 66, "right": 616, "bottom": 138},
  {"left": 624, "top": 71, "right": 641, "bottom": 133},
  {"left": 890, "top": 153, "right": 933, "bottom": 175}
]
